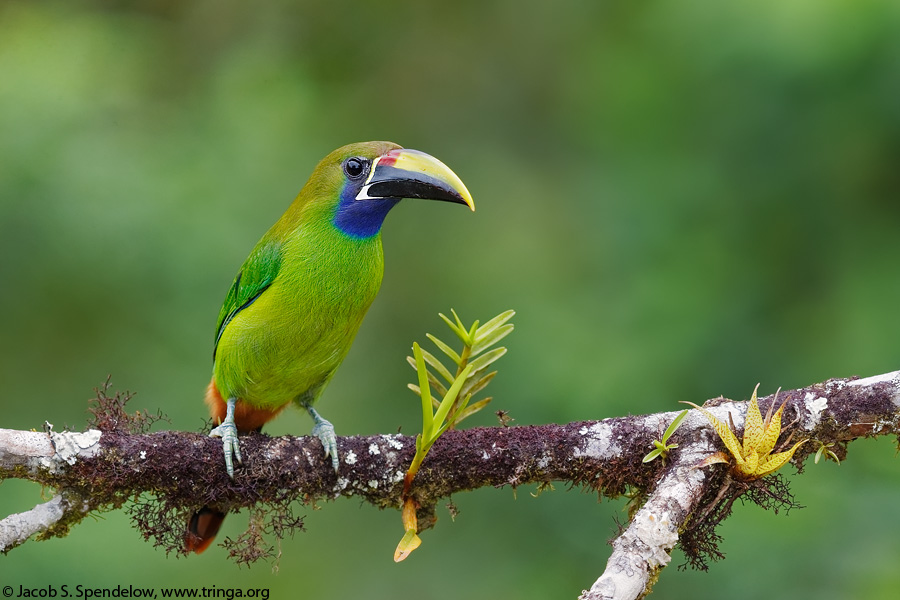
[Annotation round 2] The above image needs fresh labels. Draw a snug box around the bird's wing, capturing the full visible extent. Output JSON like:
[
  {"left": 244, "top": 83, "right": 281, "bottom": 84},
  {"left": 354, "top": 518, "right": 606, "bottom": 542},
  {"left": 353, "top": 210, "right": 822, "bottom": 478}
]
[{"left": 213, "top": 240, "right": 282, "bottom": 360}]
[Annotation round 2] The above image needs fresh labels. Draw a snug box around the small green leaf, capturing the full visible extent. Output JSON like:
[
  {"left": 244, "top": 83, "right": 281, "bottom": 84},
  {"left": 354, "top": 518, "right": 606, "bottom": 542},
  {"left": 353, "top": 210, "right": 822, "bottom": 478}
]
[
  {"left": 460, "top": 370, "right": 497, "bottom": 398},
  {"left": 467, "top": 320, "right": 479, "bottom": 345},
  {"left": 432, "top": 364, "right": 474, "bottom": 437},
  {"left": 446, "top": 308, "right": 476, "bottom": 345},
  {"left": 425, "top": 371, "right": 449, "bottom": 400},
  {"left": 662, "top": 410, "right": 689, "bottom": 443},
  {"left": 474, "top": 309, "right": 516, "bottom": 340},
  {"left": 454, "top": 397, "right": 492, "bottom": 423},
  {"left": 472, "top": 324, "right": 514, "bottom": 355},
  {"left": 407, "top": 356, "right": 450, "bottom": 398},
  {"left": 439, "top": 312, "right": 469, "bottom": 344},
  {"left": 468, "top": 347, "right": 507, "bottom": 372},
  {"left": 442, "top": 394, "right": 473, "bottom": 433},
  {"left": 413, "top": 343, "right": 433, "bottom": 440},
  {"left": 426, "top": 333, "right": 462, "bottom": 366},
  {"left": 643, "top": 448, "right": 663, "bottom": 463},
  {"left": 420, "top": 348, "right": 455, "bottom": 384},
  {"left": 414, "top": 372, "right": 448, "bottom": 402}
]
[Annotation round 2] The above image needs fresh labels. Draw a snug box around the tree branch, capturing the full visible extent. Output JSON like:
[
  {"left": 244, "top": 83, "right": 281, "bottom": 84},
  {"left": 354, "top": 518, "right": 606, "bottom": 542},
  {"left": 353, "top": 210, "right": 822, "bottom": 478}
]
[{"left": 2, "top": 370, "right": 899, "bottom": 599}]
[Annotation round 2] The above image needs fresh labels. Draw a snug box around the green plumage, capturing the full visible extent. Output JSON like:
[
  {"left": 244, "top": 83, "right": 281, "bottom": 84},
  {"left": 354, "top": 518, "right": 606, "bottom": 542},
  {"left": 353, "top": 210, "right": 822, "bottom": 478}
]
[
  {"left": 188, "top": 140, "right": 472, "bottom": 550},
  {"left": 212, "top": 141, "right": 393, "bottom": 413},
  {"left": 201, "top": 139, "right": 473, "bottom": 487}
]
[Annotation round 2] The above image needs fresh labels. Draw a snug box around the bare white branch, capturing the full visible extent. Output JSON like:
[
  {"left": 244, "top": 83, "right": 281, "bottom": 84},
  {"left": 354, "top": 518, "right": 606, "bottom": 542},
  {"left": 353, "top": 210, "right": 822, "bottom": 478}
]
[
  {"left": 0, "top": 494, "right": 90, "bottom": 552},
  {"left": 580, "top": 442, "right": 712, "bottom": 600}
]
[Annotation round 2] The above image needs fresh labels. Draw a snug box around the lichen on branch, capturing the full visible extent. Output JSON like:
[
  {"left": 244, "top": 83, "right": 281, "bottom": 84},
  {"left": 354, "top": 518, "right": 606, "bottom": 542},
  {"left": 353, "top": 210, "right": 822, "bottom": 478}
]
[{"left": 2, "top": 371, "right": 899, "bottom": 600}]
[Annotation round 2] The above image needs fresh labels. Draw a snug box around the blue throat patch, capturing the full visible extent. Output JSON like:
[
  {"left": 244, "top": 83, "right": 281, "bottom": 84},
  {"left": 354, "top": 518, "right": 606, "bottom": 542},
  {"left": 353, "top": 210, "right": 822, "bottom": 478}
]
[{"left": 333, "top": 184, "right": 400, "bottom": 239}]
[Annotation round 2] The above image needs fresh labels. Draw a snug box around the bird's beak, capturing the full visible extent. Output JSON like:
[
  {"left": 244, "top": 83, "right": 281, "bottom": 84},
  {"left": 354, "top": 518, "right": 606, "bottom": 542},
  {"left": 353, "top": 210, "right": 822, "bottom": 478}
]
[{"left": 355, "top": 148, "right": 475, "bottom": 211}]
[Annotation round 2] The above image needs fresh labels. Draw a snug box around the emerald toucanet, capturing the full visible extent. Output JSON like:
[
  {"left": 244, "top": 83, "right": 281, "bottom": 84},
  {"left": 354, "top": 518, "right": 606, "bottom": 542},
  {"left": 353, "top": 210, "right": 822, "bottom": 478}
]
[{"left": 186, "top": 141, "right": 474, "bottom": 553}]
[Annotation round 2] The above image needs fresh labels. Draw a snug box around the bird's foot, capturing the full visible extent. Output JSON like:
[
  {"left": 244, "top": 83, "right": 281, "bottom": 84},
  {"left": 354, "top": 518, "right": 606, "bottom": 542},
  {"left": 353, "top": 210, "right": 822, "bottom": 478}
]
[
  {"left": 307, "top": 406, "right": 339, "bottom": 472},
  {"left": 209, "top": 397, "right": 242, "bottom": 478}
]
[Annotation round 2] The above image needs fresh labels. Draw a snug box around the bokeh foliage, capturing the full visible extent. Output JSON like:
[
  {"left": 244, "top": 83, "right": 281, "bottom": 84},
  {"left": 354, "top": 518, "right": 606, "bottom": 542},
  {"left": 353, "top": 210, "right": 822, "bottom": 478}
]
[{"left": 1, "top": 1, "right": 899, "bottom": 598}]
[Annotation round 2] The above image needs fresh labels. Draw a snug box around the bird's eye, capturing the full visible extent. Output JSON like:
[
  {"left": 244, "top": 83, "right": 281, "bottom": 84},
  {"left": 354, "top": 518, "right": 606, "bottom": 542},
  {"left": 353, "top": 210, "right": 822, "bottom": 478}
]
[{"left": 343, "top": 157, "right": 367, "bottom": 179}]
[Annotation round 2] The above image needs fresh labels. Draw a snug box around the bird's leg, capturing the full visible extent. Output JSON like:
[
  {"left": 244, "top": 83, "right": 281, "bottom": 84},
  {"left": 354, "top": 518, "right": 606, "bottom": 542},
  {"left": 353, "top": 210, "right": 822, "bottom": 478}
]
[
  {"left": 209, "top": 397, "right": 242, "bottom": 478},
  {"left": 304, "top": 403, "right": 339, "bottom": 472}
]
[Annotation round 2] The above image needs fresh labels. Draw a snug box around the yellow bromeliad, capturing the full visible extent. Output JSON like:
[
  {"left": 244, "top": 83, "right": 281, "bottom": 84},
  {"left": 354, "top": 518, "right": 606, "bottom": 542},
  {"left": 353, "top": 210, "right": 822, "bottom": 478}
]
[{"left": 684, "top": 384, "right": 807, "bottom": 480}]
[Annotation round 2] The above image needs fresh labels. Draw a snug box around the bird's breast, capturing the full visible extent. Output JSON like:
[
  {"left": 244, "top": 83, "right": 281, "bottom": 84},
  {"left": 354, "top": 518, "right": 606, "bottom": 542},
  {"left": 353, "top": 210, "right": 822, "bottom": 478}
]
[{"left": 213, "top": 234, "right": 384, "bottom": 409}]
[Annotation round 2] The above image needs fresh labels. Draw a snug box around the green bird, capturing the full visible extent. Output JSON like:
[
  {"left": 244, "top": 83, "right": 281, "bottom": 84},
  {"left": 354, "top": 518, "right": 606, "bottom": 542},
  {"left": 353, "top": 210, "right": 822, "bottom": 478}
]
[{"left": 185, "top": 141, "right": 474, "bottom": 553}]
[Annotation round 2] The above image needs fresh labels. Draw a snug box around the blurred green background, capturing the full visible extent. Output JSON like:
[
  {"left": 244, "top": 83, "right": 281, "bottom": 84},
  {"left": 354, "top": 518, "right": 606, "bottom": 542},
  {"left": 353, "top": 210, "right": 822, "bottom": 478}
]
[{"left": 2, "top": 0, "right": 899, "bottom": 597}]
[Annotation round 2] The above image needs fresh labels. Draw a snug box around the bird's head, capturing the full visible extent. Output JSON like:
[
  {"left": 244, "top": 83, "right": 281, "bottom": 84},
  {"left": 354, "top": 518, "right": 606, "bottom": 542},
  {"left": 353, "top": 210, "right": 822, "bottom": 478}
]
[{"left": 303, "top": 141, "right": 474, "bottom": 239}]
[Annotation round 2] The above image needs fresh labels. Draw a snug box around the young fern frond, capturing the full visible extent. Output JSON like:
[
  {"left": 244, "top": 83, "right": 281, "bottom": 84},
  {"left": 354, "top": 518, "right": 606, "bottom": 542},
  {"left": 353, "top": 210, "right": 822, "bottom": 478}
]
[
  {"left": 408, "top": 309, "right": 515, "bottom": 429},
  {"left": 395, "top": 309, "right": 515, "bottom": 562}
]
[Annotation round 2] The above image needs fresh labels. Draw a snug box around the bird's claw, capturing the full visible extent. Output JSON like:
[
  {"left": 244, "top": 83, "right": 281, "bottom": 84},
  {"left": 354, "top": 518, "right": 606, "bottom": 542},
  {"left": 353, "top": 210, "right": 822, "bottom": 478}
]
[
  {"left": 311, "top": 417, "right": 339, "bottom": 472},
  {"left": 210, "top": 418, "right": 242, "bottom": 478}
]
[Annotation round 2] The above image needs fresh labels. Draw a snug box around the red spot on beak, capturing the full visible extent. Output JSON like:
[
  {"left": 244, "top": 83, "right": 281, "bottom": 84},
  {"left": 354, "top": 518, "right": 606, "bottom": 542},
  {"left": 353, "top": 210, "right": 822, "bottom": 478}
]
[{"left": 378, "top": 150, "right": 402, "bottom": 168}]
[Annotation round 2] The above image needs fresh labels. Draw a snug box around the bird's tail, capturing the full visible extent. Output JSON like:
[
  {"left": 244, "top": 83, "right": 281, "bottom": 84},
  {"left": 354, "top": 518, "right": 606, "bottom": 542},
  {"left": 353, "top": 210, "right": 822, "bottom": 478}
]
[{"left": 185, "top": 507, "right": 227, "bottom": 553}]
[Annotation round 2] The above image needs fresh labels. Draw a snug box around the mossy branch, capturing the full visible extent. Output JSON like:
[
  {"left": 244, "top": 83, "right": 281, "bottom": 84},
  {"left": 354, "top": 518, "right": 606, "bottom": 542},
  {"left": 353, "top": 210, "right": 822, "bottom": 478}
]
[{"left": 1, "top": 371, "right": 899, "bottom": 600}]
